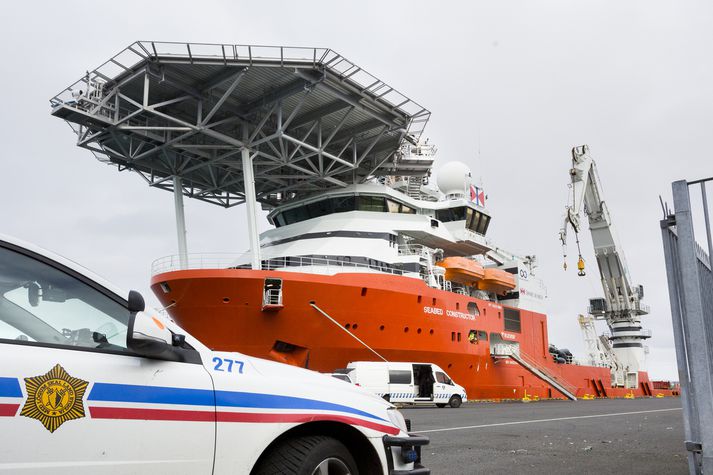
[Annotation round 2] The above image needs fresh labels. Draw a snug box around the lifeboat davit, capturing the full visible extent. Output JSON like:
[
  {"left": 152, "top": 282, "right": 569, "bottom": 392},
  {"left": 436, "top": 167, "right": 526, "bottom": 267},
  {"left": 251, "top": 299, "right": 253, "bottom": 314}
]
[
  {"left": 477, "top": 268, "right": 517, "bottom": 295},
  {"left": 436, "top": 257, "right": 485, "bottom": 286}
]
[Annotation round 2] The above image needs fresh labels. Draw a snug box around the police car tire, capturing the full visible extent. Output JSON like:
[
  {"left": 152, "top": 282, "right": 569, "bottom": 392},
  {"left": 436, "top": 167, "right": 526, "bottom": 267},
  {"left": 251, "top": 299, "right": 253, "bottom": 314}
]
[
  {"left": 253, "top": 435, "right": 359, "bottom": 475},
  {"left": 448, "top": 395, "right": 462, "bottom": 408}
]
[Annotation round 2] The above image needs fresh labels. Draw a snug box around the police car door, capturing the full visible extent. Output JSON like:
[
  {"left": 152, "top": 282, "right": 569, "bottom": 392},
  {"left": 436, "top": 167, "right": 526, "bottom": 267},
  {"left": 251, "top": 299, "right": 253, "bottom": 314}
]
[{"left": 0, "top": 242, "right": 215, "bottom": 473}]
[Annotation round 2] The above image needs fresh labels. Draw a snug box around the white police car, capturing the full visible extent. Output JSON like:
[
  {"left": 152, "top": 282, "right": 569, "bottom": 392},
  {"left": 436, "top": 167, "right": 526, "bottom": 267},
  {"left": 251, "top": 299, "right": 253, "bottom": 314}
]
[{"left": 0, "top": 234, "right": 429, "bottom": 474}]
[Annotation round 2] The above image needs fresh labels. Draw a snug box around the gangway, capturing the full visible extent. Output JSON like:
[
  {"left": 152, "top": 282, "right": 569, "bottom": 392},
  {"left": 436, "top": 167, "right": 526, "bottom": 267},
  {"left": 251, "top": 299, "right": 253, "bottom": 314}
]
[{"left": 491, "top": 344, "right": 577, "bottom": 400}]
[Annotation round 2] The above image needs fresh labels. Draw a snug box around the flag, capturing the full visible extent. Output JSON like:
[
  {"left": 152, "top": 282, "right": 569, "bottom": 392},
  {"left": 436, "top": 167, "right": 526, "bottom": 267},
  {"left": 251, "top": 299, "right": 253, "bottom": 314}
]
[{"left": 469, "top": 185, "right": 485, "bottom": 206}]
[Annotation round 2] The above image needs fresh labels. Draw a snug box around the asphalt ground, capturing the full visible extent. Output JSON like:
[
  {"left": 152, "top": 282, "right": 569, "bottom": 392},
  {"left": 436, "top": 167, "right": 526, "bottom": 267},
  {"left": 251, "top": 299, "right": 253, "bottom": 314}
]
[{"left": 402, "top": 397, "right": 686, "bottom": 475}]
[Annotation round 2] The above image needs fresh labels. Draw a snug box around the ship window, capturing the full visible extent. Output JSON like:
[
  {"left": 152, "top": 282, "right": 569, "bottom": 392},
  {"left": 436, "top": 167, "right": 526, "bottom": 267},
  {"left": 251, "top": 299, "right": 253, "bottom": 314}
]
[
  {"left": 306, "top": 199, "right": 333, "bottom": 219},
  {"left": 466, "top": 208, "right": 476, "bottom": 230},
  {"left": 333, "top": 195, "right": 356, "bottom": 213},
  {"left": 477, "top": 214, "right": 491, "bottom": 235},
  {"left": 467, "top": 302, "right": 479, "bottom": 316},
  {"left": 401, "top": 205, "right": 416, "bottom": 214},
  {"left": 436, "top": 207, "right": 467, "bottom": 223},
  {"left": 358, "top": 195, "right": 386, "bottom": 212},
  {"left": 504, "top": 308, "right": 521, "bottom": 333},
  {"left": 283, "top": 206, "right": 309, "bottom": 224},
  {"left": 389, "top": 370, "right": 412, "bottom": 384},
  {"left": 478, "top": 330, "right": 488, "bottom": 340},
  {"left": 386, "top": 199, "right": 401, "bottom": 213}
]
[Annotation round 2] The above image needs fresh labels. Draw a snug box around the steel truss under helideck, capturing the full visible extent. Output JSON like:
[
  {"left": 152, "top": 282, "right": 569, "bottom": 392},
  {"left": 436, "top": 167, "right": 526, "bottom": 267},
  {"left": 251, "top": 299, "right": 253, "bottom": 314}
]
[{"left": 50, "top": 42, "right": 432, "bottom": 209}]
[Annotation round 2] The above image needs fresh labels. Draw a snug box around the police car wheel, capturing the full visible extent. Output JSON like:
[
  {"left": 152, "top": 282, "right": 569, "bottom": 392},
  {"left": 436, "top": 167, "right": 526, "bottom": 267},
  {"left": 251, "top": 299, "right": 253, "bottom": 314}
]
[
  {"left": 253, "top": 435, "right": 358, "bottom": 475},
  {"left": 448, "top": 395, "right": 462, "bottom": 408}
]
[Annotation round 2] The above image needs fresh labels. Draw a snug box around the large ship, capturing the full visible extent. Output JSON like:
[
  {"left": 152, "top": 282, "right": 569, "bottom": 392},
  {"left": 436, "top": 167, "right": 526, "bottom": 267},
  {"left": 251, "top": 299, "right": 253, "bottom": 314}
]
[
  {"left": 50, "top": 41, "right": 676, "bottom": 400},
  {"left": 147, "top": 150, "right": 666, "bottom": 401}
]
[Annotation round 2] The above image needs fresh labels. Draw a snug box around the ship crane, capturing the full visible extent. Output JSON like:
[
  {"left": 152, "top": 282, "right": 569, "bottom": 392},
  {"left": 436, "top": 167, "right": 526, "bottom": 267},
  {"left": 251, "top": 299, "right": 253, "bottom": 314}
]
[{"left": 560, "top": 145, "right": 650, "bottom": 388}]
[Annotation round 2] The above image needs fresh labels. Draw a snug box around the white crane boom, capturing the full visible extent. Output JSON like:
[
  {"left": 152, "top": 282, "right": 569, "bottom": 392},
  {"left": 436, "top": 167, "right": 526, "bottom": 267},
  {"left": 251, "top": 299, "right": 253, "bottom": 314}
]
[{"left": 560, "top": 145, "right": 650, "bottom": 388}]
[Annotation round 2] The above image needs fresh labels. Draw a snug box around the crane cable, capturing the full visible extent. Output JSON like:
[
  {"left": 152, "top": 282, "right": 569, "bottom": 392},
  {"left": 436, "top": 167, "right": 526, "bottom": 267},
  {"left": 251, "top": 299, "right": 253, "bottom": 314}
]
[
  {"left": 563, "top": 175, "right": 586, "bottom": 276},
  {"left": 574, "top": 231, "right": 586, "bottom": 276}
]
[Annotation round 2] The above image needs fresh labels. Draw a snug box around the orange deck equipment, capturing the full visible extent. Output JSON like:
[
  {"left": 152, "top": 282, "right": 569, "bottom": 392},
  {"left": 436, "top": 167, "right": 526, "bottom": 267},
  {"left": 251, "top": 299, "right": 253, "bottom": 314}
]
[{"left": 436, "top": 257, "right": 485, "bottom": 286}]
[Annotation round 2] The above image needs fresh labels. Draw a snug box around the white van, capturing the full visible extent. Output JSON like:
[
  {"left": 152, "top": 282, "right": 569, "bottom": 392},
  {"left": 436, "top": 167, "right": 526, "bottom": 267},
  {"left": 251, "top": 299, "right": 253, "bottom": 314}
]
[{"left": 344, "top": 362, "right": 467, "bottom": 408}]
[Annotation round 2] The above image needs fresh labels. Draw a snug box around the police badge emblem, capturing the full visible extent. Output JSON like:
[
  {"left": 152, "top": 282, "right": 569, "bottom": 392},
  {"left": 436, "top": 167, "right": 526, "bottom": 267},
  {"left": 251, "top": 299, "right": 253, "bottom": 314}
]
[{"left": 20, "top": 364, "right": 88, "bottom": 433}]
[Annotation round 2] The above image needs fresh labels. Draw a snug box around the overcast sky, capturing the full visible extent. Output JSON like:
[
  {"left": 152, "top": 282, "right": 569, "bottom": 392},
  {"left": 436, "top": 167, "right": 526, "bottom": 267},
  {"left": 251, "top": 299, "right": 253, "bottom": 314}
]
[{"left": 2, "top": 0, "right": 711, "bottom": 380}]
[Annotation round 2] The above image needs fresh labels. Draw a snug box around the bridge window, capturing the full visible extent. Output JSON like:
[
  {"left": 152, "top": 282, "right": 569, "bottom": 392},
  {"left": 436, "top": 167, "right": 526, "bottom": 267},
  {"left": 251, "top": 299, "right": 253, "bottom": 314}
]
[
  {"left": 436, "top": 207, "right": 467, "bottom": 222},
  {"left": 358, "top": 195, "right": 386, "bottom": 212},
  {"left": 272, "top": 194, "right": 416, "bottom": 227},
  {"left": 333, "top": 195, "right": 356, "bottom": 213}
]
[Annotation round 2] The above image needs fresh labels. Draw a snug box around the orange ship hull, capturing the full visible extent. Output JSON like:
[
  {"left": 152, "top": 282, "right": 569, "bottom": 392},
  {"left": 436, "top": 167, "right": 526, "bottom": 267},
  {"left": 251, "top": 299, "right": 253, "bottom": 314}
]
[{"left": 151, "top": 269, "right": 677, "bottom": 400}]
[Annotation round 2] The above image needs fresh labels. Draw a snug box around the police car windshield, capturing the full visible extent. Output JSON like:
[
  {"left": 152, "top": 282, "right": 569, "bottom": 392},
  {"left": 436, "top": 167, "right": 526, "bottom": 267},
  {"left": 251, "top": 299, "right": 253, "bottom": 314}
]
[{"left": 0, "top": 245, "right": 130, "bottom": 350}]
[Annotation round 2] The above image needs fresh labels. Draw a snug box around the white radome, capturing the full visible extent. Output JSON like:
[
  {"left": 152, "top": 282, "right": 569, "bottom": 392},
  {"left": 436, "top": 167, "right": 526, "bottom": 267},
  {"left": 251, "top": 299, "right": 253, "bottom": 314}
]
[{"left": 436, "top": 161, "right": 473, "bottom": 196}]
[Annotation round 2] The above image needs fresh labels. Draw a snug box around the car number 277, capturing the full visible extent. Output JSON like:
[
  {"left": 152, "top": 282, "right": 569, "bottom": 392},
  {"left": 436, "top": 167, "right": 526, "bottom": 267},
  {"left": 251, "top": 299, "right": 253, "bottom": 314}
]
[{"left": 212, "top": 357, "right": 244, "bottom": 373}]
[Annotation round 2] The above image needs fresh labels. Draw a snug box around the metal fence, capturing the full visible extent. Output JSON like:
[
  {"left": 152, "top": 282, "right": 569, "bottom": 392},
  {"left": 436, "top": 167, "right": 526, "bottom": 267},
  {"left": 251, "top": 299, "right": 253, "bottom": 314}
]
[{"left": 660, "top": 178, "right": 713, "bottom": 475}]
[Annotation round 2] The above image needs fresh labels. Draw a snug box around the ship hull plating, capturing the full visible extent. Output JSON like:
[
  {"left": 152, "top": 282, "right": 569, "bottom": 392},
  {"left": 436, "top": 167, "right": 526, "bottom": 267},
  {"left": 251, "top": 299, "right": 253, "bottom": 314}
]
[{"left": 152, "top": 269, "right": 675, "bottom": 400}]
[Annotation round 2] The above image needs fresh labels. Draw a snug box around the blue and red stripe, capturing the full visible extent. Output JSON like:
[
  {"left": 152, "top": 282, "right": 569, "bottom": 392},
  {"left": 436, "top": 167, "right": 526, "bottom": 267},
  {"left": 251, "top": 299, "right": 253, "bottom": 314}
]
[
  {"left": 0, "top": 377, "right": 22, "bottom": 417},
  {"left": 89, "top": 383, "right": 386, "bottom": 421},
  {"left": 87, "top": 382, "right": 397, "bottom": 434}
]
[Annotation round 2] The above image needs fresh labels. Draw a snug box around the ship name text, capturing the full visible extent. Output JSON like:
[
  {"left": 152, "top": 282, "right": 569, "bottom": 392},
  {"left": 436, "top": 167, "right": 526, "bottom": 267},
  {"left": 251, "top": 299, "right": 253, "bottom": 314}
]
[{"left": 423, "top": 306, "right": 476, "bottom": 321}]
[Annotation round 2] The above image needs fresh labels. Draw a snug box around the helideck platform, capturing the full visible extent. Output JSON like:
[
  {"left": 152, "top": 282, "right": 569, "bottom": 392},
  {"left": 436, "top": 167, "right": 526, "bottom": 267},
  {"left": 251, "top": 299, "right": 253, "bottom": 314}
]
[{"left": 50, "top": 41, "right": 432, "bottom": 208}]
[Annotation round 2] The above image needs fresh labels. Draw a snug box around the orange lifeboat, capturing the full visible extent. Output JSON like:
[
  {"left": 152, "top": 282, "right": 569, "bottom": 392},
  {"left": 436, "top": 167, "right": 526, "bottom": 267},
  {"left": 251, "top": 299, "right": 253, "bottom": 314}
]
[
  {"left": 477, "top": 268, "right": 517, "bottom": 295},
  {"left": 435, "top": 257, "right": 485, "bottom": 286}
]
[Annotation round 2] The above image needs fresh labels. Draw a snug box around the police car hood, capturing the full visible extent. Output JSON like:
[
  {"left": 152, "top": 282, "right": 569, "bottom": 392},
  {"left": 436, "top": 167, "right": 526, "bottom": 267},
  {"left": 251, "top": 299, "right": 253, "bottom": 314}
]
[{"left": 212, "top": 351, "right": 393, "bottom": 414}]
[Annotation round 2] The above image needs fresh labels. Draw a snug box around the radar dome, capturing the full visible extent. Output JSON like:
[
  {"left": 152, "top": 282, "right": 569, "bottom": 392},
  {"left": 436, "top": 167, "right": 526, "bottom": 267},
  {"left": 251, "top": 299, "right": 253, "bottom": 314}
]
[{"left": 436, "top": 161, "right": 472, "bottom": 196}]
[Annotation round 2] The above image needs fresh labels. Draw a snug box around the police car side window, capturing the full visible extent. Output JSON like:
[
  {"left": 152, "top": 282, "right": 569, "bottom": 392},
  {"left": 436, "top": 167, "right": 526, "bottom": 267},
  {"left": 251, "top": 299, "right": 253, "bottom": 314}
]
[
  {"left": 435, "top": 372, "right": 448, "bottom": 384},
  {"left": 0, "top": 245, "right": 130, "bottom": 352}
]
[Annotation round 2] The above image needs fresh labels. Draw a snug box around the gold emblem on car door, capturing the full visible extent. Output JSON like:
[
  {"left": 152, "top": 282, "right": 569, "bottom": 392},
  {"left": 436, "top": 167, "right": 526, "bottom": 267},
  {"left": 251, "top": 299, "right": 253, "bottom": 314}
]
[{"left": 20, "top": 364, "right": 88, "bottom": 433}]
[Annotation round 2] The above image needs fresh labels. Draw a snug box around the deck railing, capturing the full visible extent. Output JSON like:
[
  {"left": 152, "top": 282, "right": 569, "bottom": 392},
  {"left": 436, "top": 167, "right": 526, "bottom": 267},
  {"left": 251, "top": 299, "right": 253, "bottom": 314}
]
[{"left": 151, "top": 252, "right": 418, "bottom": 278}]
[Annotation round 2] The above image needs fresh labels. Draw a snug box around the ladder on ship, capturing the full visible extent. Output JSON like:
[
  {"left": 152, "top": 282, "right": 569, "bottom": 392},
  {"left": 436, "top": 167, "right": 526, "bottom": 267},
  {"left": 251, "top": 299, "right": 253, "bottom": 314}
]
[{"left": 492, "top": 344, "right": 578, "bottom": 400}]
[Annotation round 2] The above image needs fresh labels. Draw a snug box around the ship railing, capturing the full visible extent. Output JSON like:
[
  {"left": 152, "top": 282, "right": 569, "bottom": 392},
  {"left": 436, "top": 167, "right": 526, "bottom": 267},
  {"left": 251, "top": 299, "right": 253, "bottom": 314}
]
[
  {"left": 516, "top": 351, "right": 579, "bottom": 395},
  {"left": 492, "top": 344, "right": 579, "bottom": 396},
  {"left": 151, "top": 253, "right": 419, "bottom": 278},
  {"left": 259, "top": 256, "right": 409, "bottom": 276},
  {"left": 50, "top": 42, "right": 431, "bottom": 140},
  {"left": 151, "top": 253, "right": 251, "bottom": 275}
]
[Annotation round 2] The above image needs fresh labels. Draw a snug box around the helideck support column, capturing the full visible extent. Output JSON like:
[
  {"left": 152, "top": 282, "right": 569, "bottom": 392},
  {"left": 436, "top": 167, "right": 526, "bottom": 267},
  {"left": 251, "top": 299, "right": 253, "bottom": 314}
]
[
  {"left": 173, "top": 176, "right": 188, "bottom": 269},
  {"left": 242, "top": 128, "right": 261, "bottom": 270}
]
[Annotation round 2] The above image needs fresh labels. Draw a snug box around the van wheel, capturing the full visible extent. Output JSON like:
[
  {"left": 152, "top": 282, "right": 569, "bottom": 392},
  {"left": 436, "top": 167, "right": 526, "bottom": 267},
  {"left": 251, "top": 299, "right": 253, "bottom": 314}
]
[
  {"left": 448, "top": 395, "right": 462, "bottom": 408},
  {"left": 436, "top": 403, "right": 447, "bottom": 408},
  {"left": 383, "top": 394, "right": 390, "bottom": 402},
  {"left": 253, "top": 435, "right": 358, "bottom": 475}
]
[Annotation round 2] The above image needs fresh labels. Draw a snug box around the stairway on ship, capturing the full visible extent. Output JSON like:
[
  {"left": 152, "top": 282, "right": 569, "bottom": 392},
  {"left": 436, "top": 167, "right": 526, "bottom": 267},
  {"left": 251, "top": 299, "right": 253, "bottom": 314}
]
[{"left": 491, "top": 344, "right": 578, "bottom": 400}]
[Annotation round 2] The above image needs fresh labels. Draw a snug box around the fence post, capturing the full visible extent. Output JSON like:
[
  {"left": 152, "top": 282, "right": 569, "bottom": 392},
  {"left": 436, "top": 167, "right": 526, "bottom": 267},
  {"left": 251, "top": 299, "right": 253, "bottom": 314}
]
[{"left": 667, "top": 180, "right": 713, "bottom": 473}]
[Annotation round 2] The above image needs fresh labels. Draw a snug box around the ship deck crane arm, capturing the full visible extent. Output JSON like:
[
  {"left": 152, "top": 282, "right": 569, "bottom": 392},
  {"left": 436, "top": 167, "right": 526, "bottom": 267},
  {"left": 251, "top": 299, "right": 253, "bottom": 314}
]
[{"left": 559, "top": 145, "right": 642, "bottom": 319}]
